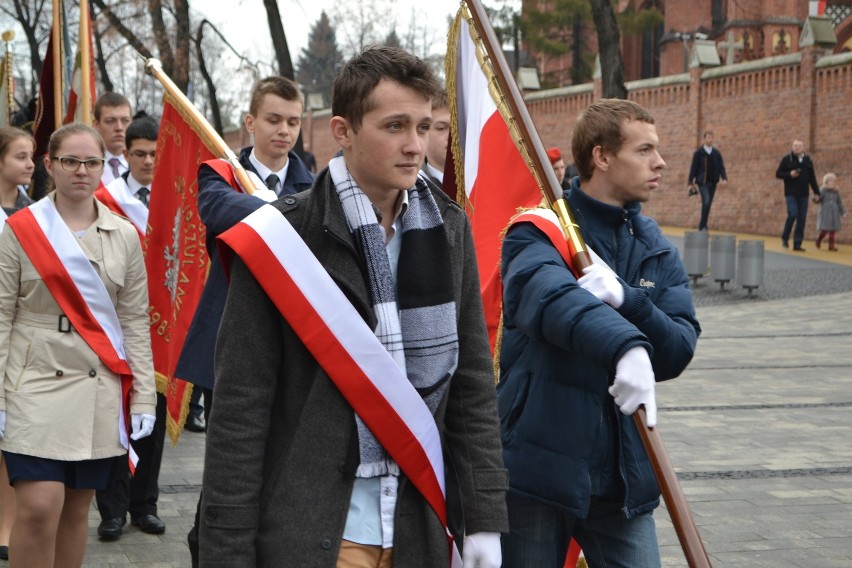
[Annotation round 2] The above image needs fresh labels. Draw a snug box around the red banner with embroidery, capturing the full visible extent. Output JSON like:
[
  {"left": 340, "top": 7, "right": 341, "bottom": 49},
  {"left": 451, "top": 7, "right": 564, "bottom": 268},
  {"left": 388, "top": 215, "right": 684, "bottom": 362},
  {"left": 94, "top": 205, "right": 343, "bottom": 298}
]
[{"left": 145, "top": 95, "right": 213, "bottom": 444}]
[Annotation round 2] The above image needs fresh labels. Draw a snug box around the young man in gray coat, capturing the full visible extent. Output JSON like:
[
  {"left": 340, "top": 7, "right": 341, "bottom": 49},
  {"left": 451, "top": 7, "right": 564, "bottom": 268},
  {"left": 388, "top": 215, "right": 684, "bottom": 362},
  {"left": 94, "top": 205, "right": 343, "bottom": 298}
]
[{"left": 199, "top": 46, "right": 508, "bottom": 567}]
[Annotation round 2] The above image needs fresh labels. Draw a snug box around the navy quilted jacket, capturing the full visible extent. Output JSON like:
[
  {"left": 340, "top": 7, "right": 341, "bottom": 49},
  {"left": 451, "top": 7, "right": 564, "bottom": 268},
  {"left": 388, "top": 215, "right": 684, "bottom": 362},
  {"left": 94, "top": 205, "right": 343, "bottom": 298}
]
[{"left": 498, "top": 179, "right": 700, "bottom": 518}]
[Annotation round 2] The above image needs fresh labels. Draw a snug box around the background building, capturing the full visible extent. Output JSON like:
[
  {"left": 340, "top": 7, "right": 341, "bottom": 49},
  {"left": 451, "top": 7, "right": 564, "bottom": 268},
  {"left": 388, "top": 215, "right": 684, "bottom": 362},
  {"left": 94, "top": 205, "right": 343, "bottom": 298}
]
[{"left": 522, "top": 0, "right": 852, "bottom": 86}]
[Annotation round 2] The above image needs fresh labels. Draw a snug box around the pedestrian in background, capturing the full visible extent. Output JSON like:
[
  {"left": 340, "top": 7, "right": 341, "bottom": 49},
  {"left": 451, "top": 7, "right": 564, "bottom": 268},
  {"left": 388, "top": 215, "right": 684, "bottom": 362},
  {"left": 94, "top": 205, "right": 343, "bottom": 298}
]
[
  {"left": 816, "top": 172, "right": 846, "bottom": 251},
  {"left": 0, "top": 126, "right": 35, "bottom": 561},
  {"left": 688, "top": 130, "right": 727, "bottom": 231},
  {"left": 776, "top": 139, "right": 820, "bottom": 251}
]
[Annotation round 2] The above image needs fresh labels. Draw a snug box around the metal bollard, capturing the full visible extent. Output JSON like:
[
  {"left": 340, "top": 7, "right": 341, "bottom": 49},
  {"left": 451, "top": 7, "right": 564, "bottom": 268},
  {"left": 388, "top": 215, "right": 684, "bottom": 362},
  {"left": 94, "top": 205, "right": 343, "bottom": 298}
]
[
  {"left": 738, "top": 240, "right": 764, "bottom": 297},
  {"left": 710, "top": 235, "right": 736, "bottom": 289},
  {"left": 683, "top": 231, "right": 709, "bottom": 285}
]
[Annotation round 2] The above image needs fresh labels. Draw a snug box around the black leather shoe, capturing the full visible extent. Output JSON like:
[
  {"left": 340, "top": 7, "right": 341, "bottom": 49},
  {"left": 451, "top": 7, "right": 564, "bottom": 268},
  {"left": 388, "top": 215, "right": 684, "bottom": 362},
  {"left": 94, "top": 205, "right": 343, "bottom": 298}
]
[
  {"left": 185, "top": 414, "right": 206, "bottom": 433},
  {"left": 98, "top": 517, "right": 125, "bottom": 540},
  {"left": 132, "top": 514, "right": 166, "bottom": 534},
  {"left": 793, "top": 246, "right": 807, "bottom": 252},
  {"left": 0, "top": 545, "right": 8, "bottom": 560}
]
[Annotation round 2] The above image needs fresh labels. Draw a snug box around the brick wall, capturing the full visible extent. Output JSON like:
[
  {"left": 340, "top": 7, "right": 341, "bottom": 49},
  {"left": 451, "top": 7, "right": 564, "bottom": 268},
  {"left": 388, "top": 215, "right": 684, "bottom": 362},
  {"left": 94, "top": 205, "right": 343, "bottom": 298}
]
[{"left": 305, "top": 48, "right": 852, "bottom": 243}]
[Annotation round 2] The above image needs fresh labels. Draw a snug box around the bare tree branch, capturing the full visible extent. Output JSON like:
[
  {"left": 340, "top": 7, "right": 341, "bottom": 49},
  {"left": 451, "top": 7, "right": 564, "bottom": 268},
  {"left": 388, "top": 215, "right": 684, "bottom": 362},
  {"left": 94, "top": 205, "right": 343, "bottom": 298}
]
[
  {"left": 262, "top": 0, "right": 294, "bottom": 78},
  {"left": 90, "top": 0, "right": 154, "bottom": 61},
  {"left": 194, "top": 19, "right": 222, "bottom": 134},
  {"left": 146, "top": 0, "right": 173, "bottom": 74}
]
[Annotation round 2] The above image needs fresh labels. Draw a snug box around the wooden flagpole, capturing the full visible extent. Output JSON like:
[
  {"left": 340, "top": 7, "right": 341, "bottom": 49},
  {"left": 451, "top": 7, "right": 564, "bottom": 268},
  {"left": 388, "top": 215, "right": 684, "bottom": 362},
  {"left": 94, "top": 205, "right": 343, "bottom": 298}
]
[
  {"left": 144, "top": 58, "right": 257, "bottom": 194},
  {"left": 462, "top": 0, "right": 712, "bottom": 566},
  {"left": 1, "top": 30, "right": 13, "bottom": 125},
  {"left": 51, "top": 0, "right": 64, "bottom": 128},
  {"left": 79, "top": 0, "right": 92, "bottom": 124}
]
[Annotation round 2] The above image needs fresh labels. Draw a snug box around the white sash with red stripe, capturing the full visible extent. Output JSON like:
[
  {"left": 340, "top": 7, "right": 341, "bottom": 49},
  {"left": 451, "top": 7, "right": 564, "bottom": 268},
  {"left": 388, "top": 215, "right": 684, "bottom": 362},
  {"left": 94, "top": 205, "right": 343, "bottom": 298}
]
[
  {"left": 219, "top": 204, "right": 461, "bottom": 566},
  {"left": 7, "top": 198, "right": 138, "bottom": 467},
  {"left": 102, "top": 177, "right": 149, "bottom": 234},
  {"left": 510, "top": 209, "right": 572, "bottom": 262},
  {"left": 510, "top": 207, "right": 608, "bottom": 271}
]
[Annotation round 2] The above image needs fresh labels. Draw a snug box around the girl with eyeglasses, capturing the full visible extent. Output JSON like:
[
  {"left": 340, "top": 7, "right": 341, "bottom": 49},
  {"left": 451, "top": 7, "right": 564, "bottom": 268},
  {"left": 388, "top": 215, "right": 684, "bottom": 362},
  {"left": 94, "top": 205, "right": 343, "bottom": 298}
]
[{"left": 0, "top": 124, "right": 156, "bottom": 568}]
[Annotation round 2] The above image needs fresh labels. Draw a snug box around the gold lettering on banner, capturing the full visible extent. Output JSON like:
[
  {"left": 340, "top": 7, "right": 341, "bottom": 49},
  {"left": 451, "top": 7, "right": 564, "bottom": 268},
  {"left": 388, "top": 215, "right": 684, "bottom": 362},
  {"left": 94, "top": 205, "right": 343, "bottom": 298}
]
[{"left": 147, "top": 305, "right": 171, "bottom": 343}]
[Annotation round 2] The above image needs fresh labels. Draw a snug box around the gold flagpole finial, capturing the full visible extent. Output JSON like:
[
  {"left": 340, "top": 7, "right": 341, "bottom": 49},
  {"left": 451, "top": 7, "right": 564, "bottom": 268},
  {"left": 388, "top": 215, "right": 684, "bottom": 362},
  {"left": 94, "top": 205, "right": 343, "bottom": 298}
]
[{"left": 1, "top": 30, "right": 14, "bottom": 43}]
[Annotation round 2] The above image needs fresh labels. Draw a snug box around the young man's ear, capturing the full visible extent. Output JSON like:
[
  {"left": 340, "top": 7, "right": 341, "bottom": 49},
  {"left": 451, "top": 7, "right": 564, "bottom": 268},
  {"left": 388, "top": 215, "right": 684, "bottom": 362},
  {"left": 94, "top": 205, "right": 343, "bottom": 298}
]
[
  {"left": 329, "top": 116, "right": 353, "bottom": 150},
  {"left": 244, "top": 113, "right": 255, "bottom": 134},
  {"left": 592, "top": 145, "right": 609, "bottom": 172}
]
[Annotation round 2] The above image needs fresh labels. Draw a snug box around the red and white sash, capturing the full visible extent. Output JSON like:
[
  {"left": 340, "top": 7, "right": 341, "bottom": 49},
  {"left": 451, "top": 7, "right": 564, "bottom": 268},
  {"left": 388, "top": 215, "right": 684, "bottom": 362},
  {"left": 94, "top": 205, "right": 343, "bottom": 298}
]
[
  {"left": 510, "top": 207, "right": 608, "bottom": 274},
  {"left": 219, "top": 205, "right": 461, "bottom": 566},
  {"left": 510, "top": 208, "right": 573, "bottom": 265},
  {"left": 7, "top": 198, "right": 138, "bottom": 469},
  {"left": 203, "top": 157, "right": 265, "bottom": 195},
  {"left": 95, "top": 178, "right": 148, "bottom": 239}
]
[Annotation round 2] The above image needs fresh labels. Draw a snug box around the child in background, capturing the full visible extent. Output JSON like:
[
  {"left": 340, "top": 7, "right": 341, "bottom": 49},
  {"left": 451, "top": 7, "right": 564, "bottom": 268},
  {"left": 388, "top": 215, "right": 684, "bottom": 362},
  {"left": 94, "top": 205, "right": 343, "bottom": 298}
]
[
  {"left": 816, "top": 172, "right": 846, "bottom": 251},
  {"left": 0, "top": 126, "right": 35, "bottom": 561}
]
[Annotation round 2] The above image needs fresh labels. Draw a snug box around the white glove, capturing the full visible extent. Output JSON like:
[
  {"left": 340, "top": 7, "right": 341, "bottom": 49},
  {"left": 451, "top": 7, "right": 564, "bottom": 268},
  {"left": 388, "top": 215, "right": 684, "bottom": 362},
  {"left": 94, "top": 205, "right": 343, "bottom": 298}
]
[
  {"left": 462, "top": 532, "right": 502, "bottom": 568},
  {"left": 578, "top": 263, "right": 624, "bottom": 308},
  {"left": 130, "top": 413, "right": 156, "bottom": 440},
  {"left": 0, "top": 410, "right": 6, "bottom": 439},
  {"left": 610, "top": 347, "right": 657, "bottom": 428}
]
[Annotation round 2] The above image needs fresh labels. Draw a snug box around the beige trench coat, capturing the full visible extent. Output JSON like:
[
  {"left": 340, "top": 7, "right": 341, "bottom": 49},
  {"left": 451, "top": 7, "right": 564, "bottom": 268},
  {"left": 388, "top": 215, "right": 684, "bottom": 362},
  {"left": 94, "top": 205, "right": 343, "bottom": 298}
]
[{"left": 0, "top": 193, "right": 156, "bottom": 461}]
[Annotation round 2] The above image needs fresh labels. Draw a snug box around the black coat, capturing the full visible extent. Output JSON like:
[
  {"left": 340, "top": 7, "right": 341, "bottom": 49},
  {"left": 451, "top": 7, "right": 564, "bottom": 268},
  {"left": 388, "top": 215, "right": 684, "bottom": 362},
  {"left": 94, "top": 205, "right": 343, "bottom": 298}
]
[
  {"left": 199, "top": 169, "right": 509, "bottom": 566},
  {"left": 775, "top": 152, "right": 820, "bottom": 198},
  {"left": 688, "top": 146, "right": 727, "bottom": 186}
]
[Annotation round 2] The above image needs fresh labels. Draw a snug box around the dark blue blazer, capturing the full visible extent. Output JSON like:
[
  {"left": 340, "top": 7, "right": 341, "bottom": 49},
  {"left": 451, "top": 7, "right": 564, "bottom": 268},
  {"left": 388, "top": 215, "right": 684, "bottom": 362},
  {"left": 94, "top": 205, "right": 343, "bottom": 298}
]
[{"left": 174, "top": 147, "right": 314, "bottom": 388}]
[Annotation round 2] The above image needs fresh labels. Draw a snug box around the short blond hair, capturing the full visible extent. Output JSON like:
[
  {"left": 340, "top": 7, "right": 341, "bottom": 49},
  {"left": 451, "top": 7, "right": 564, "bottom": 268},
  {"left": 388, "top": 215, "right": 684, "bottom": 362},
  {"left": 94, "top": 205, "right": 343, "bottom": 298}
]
[{"left": 823, "top": 172, "right": 837, "bottom": 185}]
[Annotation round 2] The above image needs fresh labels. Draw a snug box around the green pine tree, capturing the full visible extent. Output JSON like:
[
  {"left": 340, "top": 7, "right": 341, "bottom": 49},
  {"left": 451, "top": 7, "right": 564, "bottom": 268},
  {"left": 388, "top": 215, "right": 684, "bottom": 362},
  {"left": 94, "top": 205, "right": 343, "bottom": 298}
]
[{"left": 296, "top": 11, "right": 344, "bottom": 109}]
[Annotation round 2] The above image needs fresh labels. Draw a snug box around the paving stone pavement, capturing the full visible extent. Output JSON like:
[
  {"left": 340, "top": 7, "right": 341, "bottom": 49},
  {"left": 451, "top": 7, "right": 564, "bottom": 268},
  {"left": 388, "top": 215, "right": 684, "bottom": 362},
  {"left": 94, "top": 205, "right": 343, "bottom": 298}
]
[{"left": 59, "top": 229, "right": 852, "bottom": 567}]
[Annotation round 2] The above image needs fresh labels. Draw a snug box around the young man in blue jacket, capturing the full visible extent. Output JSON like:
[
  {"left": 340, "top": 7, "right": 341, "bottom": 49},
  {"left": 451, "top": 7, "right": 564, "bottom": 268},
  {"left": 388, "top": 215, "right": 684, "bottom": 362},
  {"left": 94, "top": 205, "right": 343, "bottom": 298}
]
[{"left": 498, "top": 99, "right": 701, "bottom": 567}]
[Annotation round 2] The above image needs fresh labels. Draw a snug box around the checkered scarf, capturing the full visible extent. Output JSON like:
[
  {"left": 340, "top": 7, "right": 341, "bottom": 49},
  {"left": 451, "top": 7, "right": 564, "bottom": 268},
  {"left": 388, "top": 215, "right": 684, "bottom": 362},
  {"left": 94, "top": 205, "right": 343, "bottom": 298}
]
[{"left": 329, "top": 155, "right": 459, "bottom": 478}]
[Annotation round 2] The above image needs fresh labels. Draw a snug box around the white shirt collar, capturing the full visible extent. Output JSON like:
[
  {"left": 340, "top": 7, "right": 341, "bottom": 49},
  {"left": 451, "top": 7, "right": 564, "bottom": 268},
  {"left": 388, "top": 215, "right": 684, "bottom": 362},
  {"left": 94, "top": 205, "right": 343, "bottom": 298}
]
[
  {"left": 249, "top": 148, "right": 289, "bottom": 195},
  {"left": 125, "top": 173, "right": 151, "bottom": 197},
  {"left": 425, "top": 162, "right": 444, "bottom": 183},
  {"left": 703, "top": 145, "right": 713, "bottom": 154},
  {"left": 105, "top": 150, "right": 128, "bottom": 168}
]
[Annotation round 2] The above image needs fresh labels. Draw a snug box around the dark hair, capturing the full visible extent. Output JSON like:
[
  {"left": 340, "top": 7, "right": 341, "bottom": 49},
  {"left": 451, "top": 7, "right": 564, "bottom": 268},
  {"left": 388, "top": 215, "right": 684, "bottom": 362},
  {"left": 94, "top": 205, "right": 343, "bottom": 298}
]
[
  {"left": 571, "top": 98, "right": 655, "bottom": 182},
  {"left": 125, "top": 116, "right": 159, "bottom": 149},
  {"left": 94, "top": 92, "right": 131, "bottom": 120},
  {"left": 0, "top": 126, "right": 34, "bottom": 160},
  {"left": 249, "top": 76, "right": 304, "bottom": 116},
  {"left": 332, "top": 45, "right": 440, "bottom": 131},
  {"left": 47, "top": 123, "right": 105, "bottom": 158}
]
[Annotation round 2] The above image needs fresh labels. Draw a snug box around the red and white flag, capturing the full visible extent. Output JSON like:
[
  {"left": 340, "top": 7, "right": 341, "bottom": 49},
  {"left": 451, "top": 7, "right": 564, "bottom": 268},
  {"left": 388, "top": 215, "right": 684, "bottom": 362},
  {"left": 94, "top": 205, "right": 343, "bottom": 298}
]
[
  {"left": 446, "top": 5, "right": 543, "bottom": 354},
  {"left": 63, "top": 0, "right": 96, "bottom": 124},
  {"left": 446, "top": 7, "right": 583, "bottom": 567}
]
